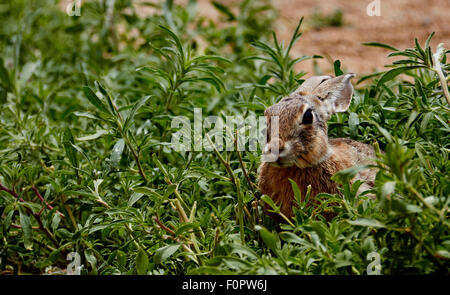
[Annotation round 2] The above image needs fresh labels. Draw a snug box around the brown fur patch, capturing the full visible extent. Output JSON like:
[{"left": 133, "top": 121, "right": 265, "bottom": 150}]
[{"left": 259, "top": 138, "right": 376, "bottom": 219}]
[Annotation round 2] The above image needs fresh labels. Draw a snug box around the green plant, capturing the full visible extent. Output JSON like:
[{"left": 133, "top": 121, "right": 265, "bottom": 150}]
[{"left": 0, "top": 0, "right": 448, "bottom": 275}]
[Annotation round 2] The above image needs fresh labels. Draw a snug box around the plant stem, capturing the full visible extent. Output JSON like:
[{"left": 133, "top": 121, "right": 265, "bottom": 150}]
[
  {"left": 153, "top": 216, "right": 199, "bottom": 264},
  {"left": 206, "top": 133, "right": 248, "bottom": 243},
  {"left": 110, "top": 92, "right": 148, "bottom": 184},
  {"left": 206, "top": 134, "right": 236, "bottom": 185},
  {"left": 31, "top": 185, "right": 65, "bottom": 218},
  {"left": 60, "top": 194, "right": 78, "bottom": 230},
  {"left": 0, "top": 183, "right": 60, "bottom": 248},
  {"left": 122, "top": 131, "right": 148, "bottom": 183},
  {"left": 234, "top": 129, "right": 257, "bottom": 193},
  {"left": 406, "top": 185, "right": 450, "bottom": 230},
  {"left": 433, "top": 43, "right": 450, "bottom": 105},
  {"left": 236, "top": 179, "right": 245, "bottom": 244}
]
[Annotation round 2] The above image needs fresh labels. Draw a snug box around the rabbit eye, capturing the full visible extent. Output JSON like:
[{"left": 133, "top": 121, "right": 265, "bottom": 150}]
[{"left": 302, "top": 109, "right": 313, "bottom": 124}]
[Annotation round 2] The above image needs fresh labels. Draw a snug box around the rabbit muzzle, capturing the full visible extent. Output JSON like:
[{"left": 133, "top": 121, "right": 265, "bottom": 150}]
[{"left": 262, "top": 138, "right": 297, "bottom": 167}]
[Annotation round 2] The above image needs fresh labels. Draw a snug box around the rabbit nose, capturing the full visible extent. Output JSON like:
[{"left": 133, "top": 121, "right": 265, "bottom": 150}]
[
  {"left": 262, "top": 139, "right": 285, "bottom": 162},
  {"left": 267, "top": 142, "right": 285, "bottom": 154}
]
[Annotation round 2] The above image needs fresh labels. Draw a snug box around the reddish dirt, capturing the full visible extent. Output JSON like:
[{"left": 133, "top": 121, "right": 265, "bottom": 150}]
[
  {"left": 61, "top": 0, "right": 449, "bottom": 75},
  {"left": 273, "top": 0, "right": 449, "bottom": 75},
  {"left": 188, "top": 0, "right": 449, "bottom": 75}
]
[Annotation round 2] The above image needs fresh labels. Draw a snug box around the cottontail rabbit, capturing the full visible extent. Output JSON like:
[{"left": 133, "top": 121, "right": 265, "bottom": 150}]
[{"left": 258, "top": 74, "right": 377, "bottom": 219}]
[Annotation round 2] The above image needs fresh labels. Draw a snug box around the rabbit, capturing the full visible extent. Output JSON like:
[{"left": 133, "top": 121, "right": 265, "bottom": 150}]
[{"left": 258, "top": 73, "right": 377, "bottom": 219}]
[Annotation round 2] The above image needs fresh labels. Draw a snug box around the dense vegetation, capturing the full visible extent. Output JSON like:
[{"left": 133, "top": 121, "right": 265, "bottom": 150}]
[{"left": 0, "top": 0, "right": 449, "bottom": 275}]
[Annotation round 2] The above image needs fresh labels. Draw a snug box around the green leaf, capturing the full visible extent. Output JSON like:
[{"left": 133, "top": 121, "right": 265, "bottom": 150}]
[
  {"left": 132, "top": 187, "right": 163, "bottom": 202},
  {"left": 260, "top": 195, "right": 279, "bottom": 213},
  {"left": 73, "top": 111, "right": 102, "bottom": 120},
  {"left": 56, "top": 228, "right": 73, "bottom": 241},
  {"left": 136, "top": 248, "right": 149, "bottom": 275},
  {"left": 347, "top": 218, "right": 386, "bottom": 228},
  {"left": 95, "top": 81, "right": 116, "bottom": 115},
  {"left": 76, "top": 130, "right": 108, "bottom": 141},
  {"left": 123, "top": 95, "right": 152, "bottom": 132},
  {"left": 111, "top": 138, "right": 125, "bottom": 167},
  {"left": 362, "top": 42, "right": 399, "bottom": 51},
  {"left": 0, "top": 57, "right": 11, "bottom": 91},
  {"left": 405, "top": 110, "right": 419, "bottom": 132},
  {"left": 153, "top": 153, "right": 170, "bottom": 179},
  {"left": 391, "top": 199, "right": 423, "bottom": 214},
  {"left": 335, "top": 250, "right": 354, "bottom": 268},
  {"left": 83, "top": 86, "right": 109, "bottom": 114},
  {"left": 189, "top": 266, "right": 234, "bottom": 275},
  {"left": 376, "top": 66, "right": 425, "bottom": 88},
  {"left": 286, "top": 17, "right": 304, "bottom": 57},
  {"left": 63, "top": 128, "right": 78, "bottom": 169},
  {"left": 348, "top": 112, "right": 359, "bottom": 135},
  {"left": 84, "top": 249, "right": 98, "bottom": 274},
  {"left": 371, "top": 121, "right": 393, "bottom": 142},
  {"left": 115, "top": 250, "right": 127, "bottom": 271},
  {"left": 196, "top": 75, "right": 224, "bottom": 92},
  {"left": 288, "top": 179, "right": 302, "bottom": 205},
  {"left": 331, "top": 165, "right": 369, "bottom": 185},
  {"left": 419, "top": 112, "right": 434, "bottom": 134},
  {"left": 174, "top": 222, "right": 200, "bottom": 236},
  {"left": 163, "top": 184, "right": 177, "bottom": 198},
  {"left": 334, "top": 60, "right": 344, "bottom": 76},
  {"left": 229, "top": 244, "right": 258, "bottom": 260},
  {"left": 381, "top": 181, "right": 396, "bottom": 198},
  {"left": 280, "top": 232, "right": 310, "bottom": 246},
  {"left": 414, "top": 38, "right": 426, "bottom": 60},
  {"left": 425, "top": 32, "right": 435, "bottom": 49},
  {"left": 255, "top": 225, "right": 278, "bottom": 252},
  {"left": 356, "top": 71, "right": 384, "bottom": 84},
  {"left": 212, "top": 1, "right": 236, "bottom": 20},
  {"left": 127, "top": 192, "right": 144, "bottom": 207},
  {"left": 19, "top": 207, "right": 33, "bottom": 250},
  {"left": 154, "top": 244, "right": 180, "bottom": 264},
  {"left": 71, "top": 143, "right": 93, "bottom": 168},
  {"left": 191, "top": 167, "right": 230, "bottom": 182},
  {"left": 4, "top": 209, "right": 14, "bottom": 231},
  {"left": 162, "top": 0, "right": 176, "bottom": 31},
  {"left": 51, "top": 214, "right": 61, "bottom": 231},
  {"left": 19, "top": 62, "right": 39, "bottom": 86},
  {"left": 159, "top": 25, "right": 184, "bottom": 59},
  {"left": 190, "top": 55, "right": 231, "bottom": 65}
]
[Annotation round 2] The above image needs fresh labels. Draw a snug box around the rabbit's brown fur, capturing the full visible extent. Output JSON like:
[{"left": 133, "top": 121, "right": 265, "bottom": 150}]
[{"left": 258, "top": 74, "right": 377, "bottom": 219}]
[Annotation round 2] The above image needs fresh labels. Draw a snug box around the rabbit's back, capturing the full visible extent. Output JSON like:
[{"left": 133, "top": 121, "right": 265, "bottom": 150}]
[{"left": 329, "top": 138, "right": 376, "bottom": 167}]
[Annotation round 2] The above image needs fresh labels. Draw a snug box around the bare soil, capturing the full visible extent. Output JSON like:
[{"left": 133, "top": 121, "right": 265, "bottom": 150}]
[
  {"left": 273, "top": 0, "right": 449, "bottom": 75},
  {"left": 61, "top": 0, "right": 449, "bottom": 75},
  {"left": 190, "top": 0, "right": 450, "bottom": 75}
]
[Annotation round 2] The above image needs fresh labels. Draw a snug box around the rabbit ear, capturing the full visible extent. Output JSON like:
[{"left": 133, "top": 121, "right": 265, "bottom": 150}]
[
  {"left": 293, "top": 75, "right": 332, "bottom": 95},
  {"left": 312, "top": 73, "right": 355, "bottom": 114}
]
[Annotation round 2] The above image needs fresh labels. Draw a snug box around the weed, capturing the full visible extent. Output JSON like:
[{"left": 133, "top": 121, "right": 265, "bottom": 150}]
[{"left": 0, "top": 0, "right": 448, "bottom": 275}]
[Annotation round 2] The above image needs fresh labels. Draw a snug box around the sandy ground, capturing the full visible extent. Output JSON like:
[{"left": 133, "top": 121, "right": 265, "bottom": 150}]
[
  {"left": 273, "top": 0, "right": 449, "bottom": 74},
  {"left": 60, "top": 0, "right": 449, "bottom": 75}
]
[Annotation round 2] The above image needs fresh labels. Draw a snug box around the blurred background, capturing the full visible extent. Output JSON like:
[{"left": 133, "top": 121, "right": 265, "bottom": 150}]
[
  {"left": 59, "top": 0, "right": 448, "bottom": 74},
  {"left": 272, "top": 0, "right": 449, "bottom": 74}
]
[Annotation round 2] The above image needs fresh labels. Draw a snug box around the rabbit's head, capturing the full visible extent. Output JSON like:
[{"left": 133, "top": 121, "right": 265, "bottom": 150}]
[{"left": 262, "top": 73, "right": 355, "bottom": 168}]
